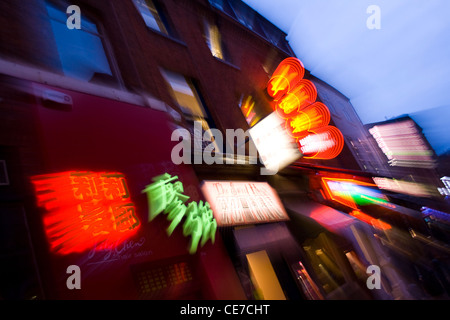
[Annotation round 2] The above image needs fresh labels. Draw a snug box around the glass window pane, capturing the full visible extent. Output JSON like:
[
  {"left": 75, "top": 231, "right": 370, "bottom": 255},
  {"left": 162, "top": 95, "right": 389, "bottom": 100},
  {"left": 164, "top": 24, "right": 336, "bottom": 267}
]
[
  {"left": 205, "top": 22, "right": 224, "bottom": 60},
  {"left": 133, "top": 0, "right": 168, "bottom": 34},
  {"left": 46, "top": 3, "right": 113, "bottom": 82},
  {"left": 160, "top": 70, "right": 208, "bottom": 119},
  {"left": 48, "top": 20, "right": 113, "bottom": 81},
  {"left": 46, "top": 3, "right": 99, "bottom": 34}
]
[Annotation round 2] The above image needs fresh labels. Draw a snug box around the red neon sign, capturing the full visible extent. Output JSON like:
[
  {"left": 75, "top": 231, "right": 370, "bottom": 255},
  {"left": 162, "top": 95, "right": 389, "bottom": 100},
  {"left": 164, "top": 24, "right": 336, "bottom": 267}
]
[
  {"left": 285, "top": 102, "right": 331, "bottom": 138},
  {"left": 267, "top": 57, "right": 305, "bottom": 100},
  {"left": 267, "top": 57, "right": 344, "bottom": 160},
  {"left": 297, "top": 125, "right": 344, "bottom": 160},
  {"left": 31, "top": 171, "right": 140, "bottom": 255},
  {"left": 276, "top": 79, "right": 317, "bottom": 119}
]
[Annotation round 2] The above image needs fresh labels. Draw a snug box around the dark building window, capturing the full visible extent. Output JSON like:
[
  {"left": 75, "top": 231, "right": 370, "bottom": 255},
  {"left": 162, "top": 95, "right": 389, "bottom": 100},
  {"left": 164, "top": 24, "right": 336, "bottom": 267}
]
[
  {"left": 45, "top": 1, "right": 117, "bottom": 84},
  {"left": 133, "top": 0, "right": 175, "bottom": 37},
  {"left": 208, "top": 0, "right": 292, "bottom": 54},
  {"left": 208, "top": 0, "right": 237, "bottom": 18},
  {"left": 160, "top": 69, "right": 220, "bottom": 151}
]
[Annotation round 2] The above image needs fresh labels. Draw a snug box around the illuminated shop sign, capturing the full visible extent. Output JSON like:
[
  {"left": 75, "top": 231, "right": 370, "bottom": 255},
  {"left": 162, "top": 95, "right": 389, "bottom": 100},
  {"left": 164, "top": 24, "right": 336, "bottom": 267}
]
[
  {"left": 322, "top": 177, "right": 394, "bottom": 210},
  {"left": 267, "top": 57, "right": 305, "bottom": 100},
  {"left": 249, "top": 112, "right": 302, "bottom": 174},
  {"left": 320, "top": 177, "right": 392, "bottom": 230},
  {"left": 368, "top": 119, "right": 436, "bottom": 168},
  {"left": 276, "top": 79, "right": 317, "bottom": 119},
  {"left": 298, "top": 126, "right": 344, "bottom": 160},
  {"left": 266, "top": 57, "right": 344, "bottom": 160},
  {"left": 373, "top": 177, "right": 435, "bottom": 198},
  {"left": 142, "top": 173, "right": 217, "bottom": 254},
  {"left": 285, "top": 102, "right": 330, "bottom": 138},
  {"left": 239, "top": 95, "right": 259, "bottom": 127},
  {"left": 200, "top": 181, "right": 289, "bottom": 226},
  {"left": 31, "top": 171, "right": 140, "bottom": 255}
]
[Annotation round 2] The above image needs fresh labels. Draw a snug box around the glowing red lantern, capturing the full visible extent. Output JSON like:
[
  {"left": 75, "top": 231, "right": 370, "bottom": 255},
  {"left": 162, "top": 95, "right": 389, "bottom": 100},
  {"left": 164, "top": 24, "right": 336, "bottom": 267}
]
[
  {"left": 285, "top": 102, "right": 331, "bottom": 138},
  {"left": 267, "top": 57, "right": 305, "bottom": 100},
  {"left": 275, "top": 79, "right": 317, "bottom": 119},
  {"left": 297, "top": 125, "right": 344, "bottom": 159}
]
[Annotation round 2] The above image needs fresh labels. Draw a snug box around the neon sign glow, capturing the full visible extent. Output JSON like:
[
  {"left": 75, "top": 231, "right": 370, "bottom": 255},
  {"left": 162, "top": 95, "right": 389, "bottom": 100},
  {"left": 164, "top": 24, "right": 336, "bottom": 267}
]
[
  {"left": 31, "top": 171, "right": 140, "bottom": 255},
  {"left": 267, "top": 57, "right": 344, "bottom": 160},
  {"left": 276, "top": 79, "right": 317, "bottom": 119},
  {"left": 350, "top": 210, "right": 391, "bottom": 230},
  {"left": 285, "top": 102, "right": 330, "bottom": 138},
  {"left": 321, "top": 177, "right": 394, "bottom": 210},
  {"left": 142, "top": 173, "right": 217, "bottom": 254},
  {"left": 267, "top": 57, "right": 305, "bottom": 100},
  {"left": 298, "top": 126, "right": 344, "bottom": 160}
]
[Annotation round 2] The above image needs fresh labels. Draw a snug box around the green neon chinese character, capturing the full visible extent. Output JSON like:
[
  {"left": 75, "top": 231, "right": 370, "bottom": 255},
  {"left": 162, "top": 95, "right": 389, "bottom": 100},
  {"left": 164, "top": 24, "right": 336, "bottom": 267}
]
[
  {"left": 142, "top": 173, "right": 218, "bottom": 255},
  {"left": 183, "top": 202, "right": 203, "bottom": 254},
  {"left": 165, "top": 199, "right": 187, "bottom": 236},
  {"left": 198, "top": 201, "right": 217, "bottom": 247},
  {"left": 182, "top": 201, "right": 217, "bottom": 254},
  {"left": 142, "top": 173, "right": 189, "bottom": 221}
]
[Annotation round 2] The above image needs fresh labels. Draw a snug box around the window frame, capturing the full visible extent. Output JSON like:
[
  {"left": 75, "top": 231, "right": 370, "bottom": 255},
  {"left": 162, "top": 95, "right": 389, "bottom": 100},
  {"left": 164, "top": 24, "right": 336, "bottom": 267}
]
[
  {"left": 132, "top": 0, "right": 178, "bottom": 39},
  {"left": 160, "top": 69, "right": 221, "bottom": 152},
  {"left": 45, "top": 0, "right": 124, "bottom": 87},
  {"left": 203, "top": 18, "right": 233, "bottom": 64},
  {"left": 208, "top": 0, "right": 294, "bottom": 55}
]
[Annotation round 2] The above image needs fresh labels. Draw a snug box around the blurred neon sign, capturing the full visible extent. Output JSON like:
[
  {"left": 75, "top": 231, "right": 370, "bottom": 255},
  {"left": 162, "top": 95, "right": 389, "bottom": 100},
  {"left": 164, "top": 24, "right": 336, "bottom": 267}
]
[
  {"left": 285, "top": 102, "right": 330, "bottom": 138},
  {"left": 267, "top": 57, "right": 305, "bottom": 100},
  {"left": 368, "top": 119, "right": 436, "bottom": 169},
  {"left": 350, "top": 210, "right": 391, "bottom": 230},
  {"left": 276, "top": 80, "right": 317, "bottom": 118},
  {"left": 267, "top": 57, "right": 343, "bottom": 160},
  {"left": 31, "top": 171, "right": 140, "bottom": 255},
  {"left": 373, "top": 177, "right": 435, "bottom": 198},
  {"left": 322, "top": 177, "right": 394, "bottom": 210},
  {"left": 201, "top": 180, "right": 289, "bottom": 226},
  {"left": 142, "top": 173, "right": 217, "bottom": 254},
  {"left": 298, "top": 126, "right": 344, "bottom": 160}
]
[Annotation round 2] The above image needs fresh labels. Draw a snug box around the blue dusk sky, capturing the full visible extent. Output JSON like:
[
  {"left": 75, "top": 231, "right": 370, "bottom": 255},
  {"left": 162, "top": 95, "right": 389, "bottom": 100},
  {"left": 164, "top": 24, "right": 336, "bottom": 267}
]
[{"left": 243, "top": 0, "right": 450, "bottom": 155}]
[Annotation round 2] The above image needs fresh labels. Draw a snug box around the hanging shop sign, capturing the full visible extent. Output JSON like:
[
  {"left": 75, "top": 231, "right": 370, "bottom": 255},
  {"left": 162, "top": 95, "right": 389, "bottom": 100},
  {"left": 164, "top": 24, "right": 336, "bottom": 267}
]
[
  {"left": 267, "top": 57, "right": 344, "bottom": 160},
  {"left": 249, "top": 112, "right": 302, "bottom": 174},
  {"left": 142, "top": 173, "right": 217, "bottom": 254},
  {"left": 31, "top": 171, "right": 141, "bottom": 255},
  {"left": 200, "top": 180, "right": 289, "bottom": 226}
]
